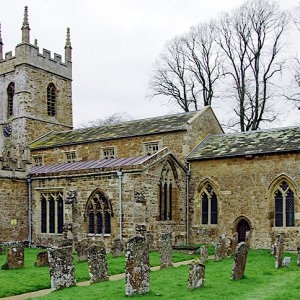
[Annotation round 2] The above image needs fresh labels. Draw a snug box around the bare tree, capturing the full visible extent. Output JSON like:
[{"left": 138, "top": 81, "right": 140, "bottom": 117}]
[
  {"left": 78, "top": 113, "right": 131, "bottom": 128},
  {"left": 217, "top": 0, "right": 289, "bottom": 131}
]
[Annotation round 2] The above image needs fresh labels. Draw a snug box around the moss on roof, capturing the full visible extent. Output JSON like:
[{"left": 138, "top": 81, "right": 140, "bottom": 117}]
[
  {"left": 187, "top": 126, "right": 300, "bottom": 161},
  {"left": 30, "top": 111, "right": 197, "bottom": 150}
]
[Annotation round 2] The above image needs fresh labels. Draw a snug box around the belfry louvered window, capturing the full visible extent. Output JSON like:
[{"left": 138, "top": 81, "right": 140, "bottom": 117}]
[
  {"left": 47, "top": 83, "right": 56, "bottom": 116},
  {"left": 86, "top": 191, "right": 112, "bottom": 235},
  {"left": 7, "top": 82, "right": 15, "bottom": 117},
  {"left": 40, "top": 191, "right": 64, "bottom": 234},
  {"left": 274, "top": 181, "right": 294, "bottom": 227},
  {"left": 201, "top": 184, "right": 218, "bottom": 225}
]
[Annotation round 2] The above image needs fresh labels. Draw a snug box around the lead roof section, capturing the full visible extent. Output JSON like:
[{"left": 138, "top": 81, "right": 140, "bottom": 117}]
[
  {"left": 30, "top": 111, "right": 197, "bottom": 150},
  {"left": 187, "top": 126, "right": 300, "bottom": 161}
]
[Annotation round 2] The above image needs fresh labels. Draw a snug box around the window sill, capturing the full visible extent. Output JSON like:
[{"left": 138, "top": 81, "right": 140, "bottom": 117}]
[
  {"left": 38, "top": 233, "right": 63, "bottom": 235},
  {"left": 272, "top": 226, "right": 299, "bottom": 231},
  {"left": 87, "top": 233, "right": 111, "bottom": 237}
]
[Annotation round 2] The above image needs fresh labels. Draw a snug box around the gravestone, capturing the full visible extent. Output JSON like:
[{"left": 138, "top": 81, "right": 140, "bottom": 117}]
[
  {"left": 0, "top": 245, "right": 5, "bottom": 255},
  {"left": 61, "top": 222, "right": 73, "bottom": 247},
  {"left": 136, "top": 223, "right": 147, "bottom": 236},
  {"left": 275, "top": 233, "right": 284, "bottom": 269},
  {"left": 231, "top": 242, "right": 248, "bottom": 280},
  {"left": 125, "top": 236, "right": 150, "bottom": 296},
  {"left": 282, "top": 257, "right": 291, "bottom": 268},
  {"left": 6, "top": 245, "right": 24, "bottom": 269},
  {"left": 35, "top": 251, "right": 49, "bottom": 267},
  {"left": 111, "top": 238, "right": 123, "bottom": 257},
  {"left": 245, "top": 231, "right": 251, "bottom": 247},
  {"left": 76, "top": 239, "right": 89, "bottom": 262},
  {"left": 188, "top": 260, "right": 205, "bottom": 289},
  {"left": 159, "top": 232, "right": 173, "bottom": 269},
  {"left": 297, "top": 247, "right": 300, "bottom": 266},
  {"left": 270, "top": 232, "right": 276, "bottom": 256},
  {"left": 145, "top": 233, "right": 154, "bottom": 250},
  {"left": 199, "top": 245, "right": 208, "bottom": 262},
  {"left": 88, "top": 242, "right": 108, "bottom": 284},
  {"left": 215, "top": 243, "right": 223, "bottom": 261},
  {"left": 230, "top": 232, "right": 239, "bottom": 256},
  {"left": 48, "top": 246, "right": 76, "bottom": 290}
]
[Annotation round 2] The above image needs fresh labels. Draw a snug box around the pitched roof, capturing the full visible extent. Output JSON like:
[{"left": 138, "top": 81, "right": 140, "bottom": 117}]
[
  {"left": 187, "top": 126, "right": 300, "bottom": 161},
  {"left": 30, "top": 111, "right": 197, "bottom": 150}
]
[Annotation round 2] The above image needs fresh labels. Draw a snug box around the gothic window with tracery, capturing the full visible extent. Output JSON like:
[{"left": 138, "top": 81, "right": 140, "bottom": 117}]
[
  {"left": 7, "top": 82, "right": 15, "bottom": 117},
  {"left": 201, "top": 184, "right": 218, "bottom": 225},
  {"left": 274, "top": 180, "right": 294, "bottom": 227},
  {"left": 47, "top": 83, "right": 57, "bottom": 116},
  {"left": 40, "top": 191, "right": 64, "bottom": 234},
  {"left": 86, "top": 191, "right": 112, "bottom": 235}
]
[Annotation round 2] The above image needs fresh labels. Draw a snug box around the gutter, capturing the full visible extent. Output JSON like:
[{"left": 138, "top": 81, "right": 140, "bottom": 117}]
[
  {"left": 27, "top": 175, "right": 32, "bottom": 246},
  {"left": 117, "top": 170, "right": 123, "bottom": 241},
  {"left": 186, "top": 162, "right": 191, "bottom": 245}
]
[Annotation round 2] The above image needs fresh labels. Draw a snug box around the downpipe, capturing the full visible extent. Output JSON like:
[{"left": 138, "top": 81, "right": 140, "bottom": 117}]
[{"left": 117, "top": 170, "right": 123, "bottom": 241}]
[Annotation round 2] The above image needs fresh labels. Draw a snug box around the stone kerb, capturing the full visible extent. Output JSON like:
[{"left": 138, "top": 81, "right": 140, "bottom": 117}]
[
  {"left": 199, "top": 245, "right": 208, "bottom": 262},
  {"left": 48, "top": 246, "right": 76, "bottom": 290},
  {"left": 5, "top": 245, "right": 24, "bottom": 269},
  {"left": 275, "top": 233, "right": 284, "bottom": 269},
  {"left": 159, "top": 232, "right": 173, "bottom": 269},
  {"left": 188, "top": 260, "right": 205, "bottom": 289},
  {"left": 88, "top": 242, "right": 108, "bottom": 284},
  {"left": 111, "top": 238, "right": 124, "bottom": 257},
  {"left": 125, "top": 236, "right": 150, "bottom": 296},
  {"left": 35, "top": 251, "right": 49, "bottom": 267},
  {"left": 231, "top": 242, "right": 249, "bottom": 280}
]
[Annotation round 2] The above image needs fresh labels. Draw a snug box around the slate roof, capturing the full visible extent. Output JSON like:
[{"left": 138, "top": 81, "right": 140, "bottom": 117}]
[
  {"left": 30, "top": 111, "right": 197, "bottom": 150},
  {"left": 187, "top": 126, "right": 300, "bottom": 161},
  {"left": 30, "top": 156, "right": 150, "bottom": 175}
]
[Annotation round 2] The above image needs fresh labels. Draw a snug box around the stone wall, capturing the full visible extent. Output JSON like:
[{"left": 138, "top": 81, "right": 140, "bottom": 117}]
[{"left": 189, "top": 152, "right": 300, "bottom": 250}]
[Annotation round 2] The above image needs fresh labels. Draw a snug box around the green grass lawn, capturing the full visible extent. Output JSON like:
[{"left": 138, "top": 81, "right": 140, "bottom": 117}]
[
  {"left": 0, "top": 247, "right": 198, "bottom": 298},
  {"left": 32, "top": 250, "right": 300, "bottom": 300}
]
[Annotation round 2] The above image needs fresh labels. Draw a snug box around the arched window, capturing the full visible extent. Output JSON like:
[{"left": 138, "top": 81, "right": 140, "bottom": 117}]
[
  {"left": 7, "top": 82, "right": 15, "bottom": 117},
  {"left": 274, "top": 180, "right": 294, "bottom": 227},
  {"left": 159, "top": 161, "right": 178, "bottom": 221},
  {"left": 86, "top": 190, "right": 112, "bottom": 235},
  {"left": 201, "top": 184, "right": 218, "bottom": 225},
  {"left": 47, "top": 83, "right": 56, "bottom": 116}
]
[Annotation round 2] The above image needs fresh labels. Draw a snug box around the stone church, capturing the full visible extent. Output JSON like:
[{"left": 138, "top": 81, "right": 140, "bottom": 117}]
[{"left": 1, "top": 7, "right": 300, "bottom": 250}]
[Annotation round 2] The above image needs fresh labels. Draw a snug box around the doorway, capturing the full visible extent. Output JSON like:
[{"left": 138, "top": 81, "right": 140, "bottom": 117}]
[{"left": 237, "top": 219, "right": 250, "bottom": 243}]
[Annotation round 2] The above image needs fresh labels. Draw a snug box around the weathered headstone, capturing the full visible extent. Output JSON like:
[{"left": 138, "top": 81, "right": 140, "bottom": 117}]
[
  {"left": 199, "top": 245, "right": 208, "bottom": 262},
  {"left": 35, "top": 251, "right": 49, "bottom": 267},
  {"left": 188, "top": 260, "right": 205, "bottom": 289},
  {"left": 159, "top": 232, "right": 173, "bottom": 269},
  {"left": 0, "top": 245, "right": 5, "bottom": 255},
  {"left": 76, "top": 239, "right": 89, "bottom": 262},
  {"left": 245, "top": 230, "right": 251, "bottom": 247},
  {"left": 215, "top": 243, "right": 223, "bottom": 261},
  {"left": 88, "top": 242, "right": 108, "bottom": 284},
  {"left": 145, "top": 233, "right": 154, "bottom": 250},
  {"left": 231, "top": 242, "right": 248, "bottom": 280},
  {"left": 61, "top": 222, "right": 74, "bottom": 247},
  {"left": 111, "top": 238, "right": 123, "bottom": 257},
  {"left": 270, "top": 232, "right": 276, "bottom": 256},
  {"left": 125, "top": 236, "right": 150, "bottom": 296},
  {"left": 48, "top": 246, "right": 76, "bottom": 290},
  {"left": 275, "top": 233, "right": 284, "bottom": 269},
  {"left": 6, "top": 245, "right": 24, "bottom": 269},
  {"left": 297, "top": 247, "right": 300, "bottom": 266},
  {"left": 230, "top": 232, "right": 239, "bottom": 256},
  {"left": 282, "top": 257, "right": 291, "bottom": 268}
]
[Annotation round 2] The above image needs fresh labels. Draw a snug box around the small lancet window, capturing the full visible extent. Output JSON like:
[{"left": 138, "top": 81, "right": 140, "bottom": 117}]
[
  {"left": 7, "top": 82, "right": 15, "bottom": 117},
  {"left": 201, "top": 184, "right": 218, "bottom": 225},
  {"left": 47, "top": 83, "right": 57, "bottom": 116}
]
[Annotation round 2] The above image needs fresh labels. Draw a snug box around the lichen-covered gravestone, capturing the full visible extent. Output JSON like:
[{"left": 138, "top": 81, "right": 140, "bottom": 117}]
[
  {"left": 48, "top": 246, "right": 76, "bottom": 290},
  {"left": 6, "top": 245, "right": 24, "bottom": 269},
  {"left": 125, "top": 236, "right": 150, "bottom": 296},
  {"left": 76, "top": 239, "right": 89, "bottom": 262},
  {"left": 275, "top": 233, "right": 284, "bottom": 269},
  {"left": 111, "top": 238, "right": 123, "bottom": 257},
  {"left": 159, "top": 232, "right": 173, "bottom": 269},
  {"left": 35, "top": 251, "right": 49, "bottom": 267},
  {"left": 199, "top": 245, "right": 208, "bottom": 262},
  {"left": 230, "top": 232, "right": 239, "bottom": 256},
  {"left": 231, "top": 242, "right": 248, "bottom": 280},
  {"left": 188, "top": 260, "right": 205, "bottom": 289},
  {"left": 215, "top": 243, "right": 223, "bottom": 261},
  {"left": 88, "top": 242, "right": 108, "bottom": 284}
]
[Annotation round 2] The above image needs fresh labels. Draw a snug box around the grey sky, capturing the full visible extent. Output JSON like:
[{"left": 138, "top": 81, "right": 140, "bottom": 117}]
[{"left": 0, "top": 0, "right": 299, "bottom": 128}]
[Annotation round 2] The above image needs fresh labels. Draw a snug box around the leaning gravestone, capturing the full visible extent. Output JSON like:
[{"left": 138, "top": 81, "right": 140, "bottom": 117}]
[
  {"left": 6, "top": 245, "right": 24, "bottom": 269},
  {"left": 231, "top": 242, "right": 248, "bottom": 280},
  {"left": 48, "top": 246, "right": 76, "bottom": 290},
  {"left": 159, "top": 232, "right": 173, "bottom": 269},
  {"left": 125, "top": 236, "right": 150, "bottom": 296},
  {"left": 35, "top": 251, "right": 49, "bottom": 267},
  {"left": 199, "top": 245, "right": 208, "bottom": 262},
  {"left": 245, "top": 231, "right": 251, "bottom": 247},
  {"left": 230, "top": 232, "right": 239, "bottom": 256},
  {"left": 297, "top": 247, "right": 300, "bottom": 266},
  {"left": 76, "top": 239, "right": 89, "bottom": 262},
  {"left": 275, "top": 233, "right": 284, "bottom": 269},
  {"left": 88, "top": 242, "right": 108, "bottom": 284},
  {"left": 188, "top": 260, "right": 205, "bottom": 289},
  {"left": 111, "top": 238, "right": 123, "bottom": 257}
]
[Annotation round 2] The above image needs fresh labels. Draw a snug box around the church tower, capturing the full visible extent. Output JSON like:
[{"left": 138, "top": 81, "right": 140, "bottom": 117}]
[{"left": 0, "top": 6, "right": 73, "bottom": 169}]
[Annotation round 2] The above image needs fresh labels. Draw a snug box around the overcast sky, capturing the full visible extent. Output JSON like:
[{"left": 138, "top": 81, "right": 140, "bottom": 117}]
[{"left": 0, "top": 0, "right": 299, "bottom": 128}]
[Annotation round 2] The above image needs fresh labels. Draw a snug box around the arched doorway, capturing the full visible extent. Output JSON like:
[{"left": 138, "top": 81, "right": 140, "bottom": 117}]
[{"left": 237, "top": 219, "right": 250, "bottom": 243}]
